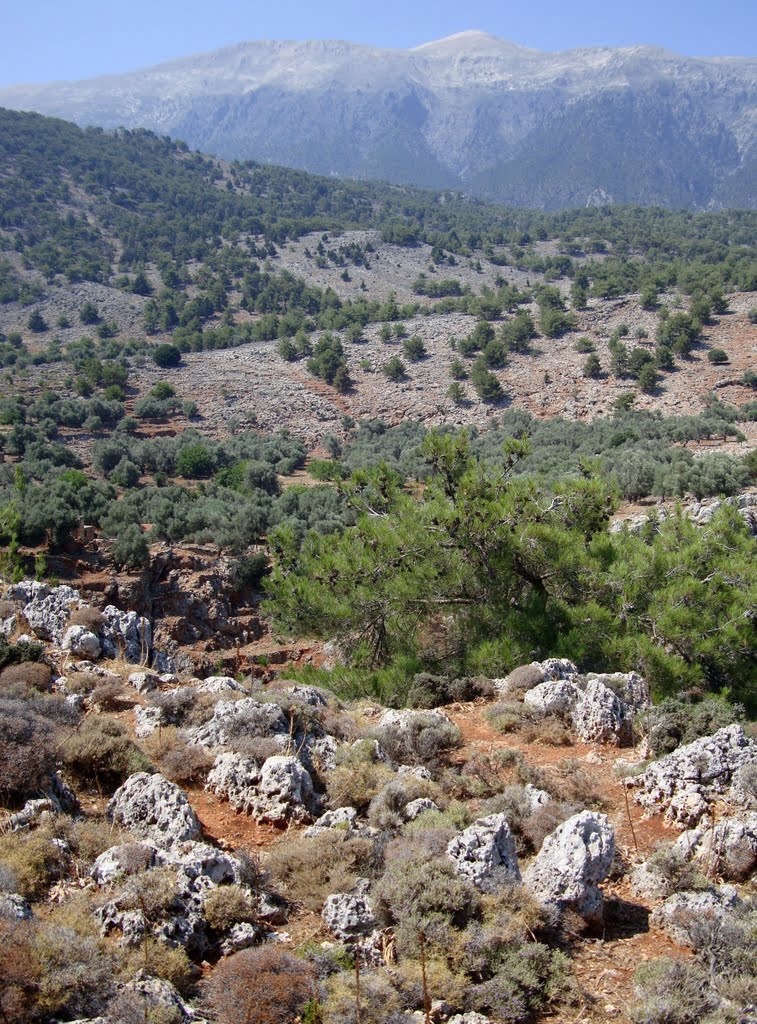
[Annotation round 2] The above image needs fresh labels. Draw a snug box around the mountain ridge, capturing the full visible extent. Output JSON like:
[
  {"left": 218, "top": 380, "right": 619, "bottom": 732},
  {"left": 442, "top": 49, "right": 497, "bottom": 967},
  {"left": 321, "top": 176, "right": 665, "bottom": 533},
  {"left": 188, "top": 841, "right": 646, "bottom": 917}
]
[{"left": 1, "top": 32, "right": 755, "bottom": 210}]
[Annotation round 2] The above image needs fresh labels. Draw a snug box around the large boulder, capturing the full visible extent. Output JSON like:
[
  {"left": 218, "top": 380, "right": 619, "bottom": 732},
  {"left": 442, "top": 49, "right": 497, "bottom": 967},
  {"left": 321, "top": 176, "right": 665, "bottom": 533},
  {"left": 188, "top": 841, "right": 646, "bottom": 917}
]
[
  {"left": 304, "top": 806, "right": 359, "bottom": 837},
  {"left": 627, "top": 725, "right": 757, "bottom": 827},
  {"left": 523, "top": 679, "right": 581, "bottom": 716},
  {"left": 322, "top": 880, "right": 377, "bottom": 941},
  {"left": 91, "top": 842, "right": 158, "bottom": 885},
  {"left": 538, "top": 658, "right": 578, "bottom": 680},
  {"left": 107, "top": 773, "right": 202, "bottom": 847},
  {"left": 447, "top": 813, "right": 521, "bottom": 890},
  {"left": 523, "top": 811, "right": 615, "bottom": 925},
  {"left": 195, "top": 675, "right": 244, "bottom": 694},
  {"left": 585, "top": 671, "right": 649, "bottom": 711},
  {"left": 572, "top": 679, "right": 632, "bottom": 745},
  {"left": 61, "top": 625, "right": 101, "bottom": 660},
  {"left": 651, "top": 885, "right": 741, "bottom": 947},
  {"left": 206, "top": 752, "right": 318, "bottom": 824}
]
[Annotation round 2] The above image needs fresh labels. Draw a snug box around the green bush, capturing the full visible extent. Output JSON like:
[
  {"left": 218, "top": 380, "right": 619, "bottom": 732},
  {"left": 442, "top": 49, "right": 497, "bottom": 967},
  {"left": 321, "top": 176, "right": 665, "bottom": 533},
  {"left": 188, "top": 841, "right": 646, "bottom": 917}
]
[
  {"left": 152, "top": 343, "right": 181, "bottom": 368},
  {"left": 61, "top": 717, "right": 152, "bottom": 792}
]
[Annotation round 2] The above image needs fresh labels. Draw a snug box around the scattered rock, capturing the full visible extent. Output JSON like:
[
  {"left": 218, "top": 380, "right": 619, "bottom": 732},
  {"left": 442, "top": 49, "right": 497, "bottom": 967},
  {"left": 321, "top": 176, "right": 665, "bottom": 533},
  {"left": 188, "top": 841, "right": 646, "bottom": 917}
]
[
  {"left": 304, "top": 806, "right": 358, "bottom": 837},
  {"left": 404, "top": 797, "right": 440, "bottom": 820},
  {"left": 107, "top": 773, "right": 202, "bottom": 847},
  {"left": 129, "top": 670, "right": 160, "bottom": 694},
  {"left": 195, "top": 675, "right": 244, "bottom": 694},
  {"left": 207, "top": 752, "right": 318, "bottom": 824},
  {"left": 91, "top": 843, "right": 158, "bottom": 885},
  {"left": 447, "top": 813, "right": 521, "bottom": 890},
  {"left": 0, "top": 893, "right": 32, "bottom": 920},
  {"left": 524, "top": 811, "right": 615, "bottom": 925}
]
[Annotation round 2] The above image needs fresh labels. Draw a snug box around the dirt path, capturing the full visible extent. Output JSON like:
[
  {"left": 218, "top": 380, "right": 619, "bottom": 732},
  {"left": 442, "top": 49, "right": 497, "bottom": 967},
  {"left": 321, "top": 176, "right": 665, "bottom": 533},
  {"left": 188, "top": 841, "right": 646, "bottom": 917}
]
[{"left": 445, "top": 700, "right": 687, "bottom": 1024}]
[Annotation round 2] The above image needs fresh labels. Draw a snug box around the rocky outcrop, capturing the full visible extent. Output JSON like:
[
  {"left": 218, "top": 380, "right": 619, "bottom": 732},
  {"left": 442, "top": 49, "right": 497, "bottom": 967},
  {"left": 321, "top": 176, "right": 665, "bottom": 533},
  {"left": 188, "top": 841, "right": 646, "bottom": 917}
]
[
  {"left": 304, "top": 806, "right": 358, "bottom": 837},
  {"left": 523, "top": 679, "right": 581, "bottom": 715},
  {"left": 0, "top": 893, "right": 32, "bottom": 920},
  {"left": 447, "top": 813, "right": 521, "bottom": 890},
  {"left": 101, "top": 606, "right": 152, "bottom": 664},
  {"left": 523, "top": 811, "right": 615, "bottom": 925},
  {"left": 8, "top": 581, "right": 81, "bottom": 641},
  {"left": 61, "top": 625, "right": 101, "bottom": 659},
  {"left": 190, "top": 698, "right": 289, "bottom": 750},
  {"left": 627, "top": 725, "right": 757, "bottom": 827},
  {"left": 107, "top": 773, "right": 202, "bottom": 847},
  {"left": 206, "top": 752, "right": 318, "bottom": 824},
  {"left": 672, "top": 813, "right": 757, "bottom": 881},
  {"left": 651, "top": 885, "right": 742, "bottom": 946},
  {"left": 572, "top": 679, "right": 633, "bottom": 745}
]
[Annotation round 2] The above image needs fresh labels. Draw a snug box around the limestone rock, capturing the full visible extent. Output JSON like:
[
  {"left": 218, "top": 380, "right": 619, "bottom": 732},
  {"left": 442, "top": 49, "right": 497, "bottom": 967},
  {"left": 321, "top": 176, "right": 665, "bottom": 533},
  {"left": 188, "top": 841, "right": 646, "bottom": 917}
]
[
  {"left": 627, "top": 725, "right": 757, "bottom": 827},
  {"left": 585, "top": 671, "right": 649, "bottom": 711},
  {"left": 91, "top": 843, "right": 157, "bottom": 884},
  {"left": 253, "top": 755, "right": 318, "bottom": 824},
  {"left": 322, "top": 881, "right": 377, "bottom": 941},
  {"left": 134, "top": 705, "right": 163, "bottom": 738},
  {"left": 107, "top": 773, "right": 202, "bottom": 847},
  {"left": 8, "top": 581, "right": 81, "bottom": 641},
  {"left": 101, "top": 605, "right": 152, "bottom": 664},
  {"left": 676, "top": 813, "right": 757, "bottom": 881},
  {"left": 524, "top": 811, "right": 615, "bottom": 924},
  {"left": 195, "top": 675, "right": 244, "bottom": 694},
  {"left": 538, "top": 658, "right": 578, "bottom": 680},
  {"left": 191, "top": 697, "right": 288, "bottom": 749},
  {"left": 128, "top": 670, "right": 160, "bottom": 694},
  {"left": 404, "top": 797, "right": 440, "bottom": 820},
  {"left": 447, "top": 813, "right": 521, "bottom": 890},
  {"left": 120, "top": 972, "right": 199, "bottom": 1021},
  {"left": 572, "top": 679, "right": 632, "bottom": 745},
  {"left": 304, "top": 806, "right": 358, "bottom": 837},
  {"left": 206, "top": 753, "right": 261, "bottom": 814},
  {"left": 523, "top": 679, "right": 581, "bottom": 715},
  {"left": 61, "top": 625, "right": 101, "bottom": 659},
  {"left": 0, "top": 893, "right": 32, "bottom": 920},
  {"left": 651, "top": 885, "right": 741, "bottom": 946},
  {"left": 220, "top": 921, "right": 262, "bottom": 955}
]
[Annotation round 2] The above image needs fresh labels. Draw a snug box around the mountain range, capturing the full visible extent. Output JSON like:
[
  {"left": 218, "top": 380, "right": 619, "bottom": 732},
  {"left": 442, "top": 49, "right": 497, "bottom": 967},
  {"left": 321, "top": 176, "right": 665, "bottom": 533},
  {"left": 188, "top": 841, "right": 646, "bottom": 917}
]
[{"left": 1, "top": 30, "right": 755, "bottom": 210}]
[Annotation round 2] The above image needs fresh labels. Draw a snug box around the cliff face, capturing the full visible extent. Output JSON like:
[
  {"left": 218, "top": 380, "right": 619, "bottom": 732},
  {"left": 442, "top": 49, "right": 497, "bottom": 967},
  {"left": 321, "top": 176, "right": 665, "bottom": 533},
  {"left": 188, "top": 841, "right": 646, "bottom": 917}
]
[{"left": 2, "top": 31, "right": 755, "bottom": 209}]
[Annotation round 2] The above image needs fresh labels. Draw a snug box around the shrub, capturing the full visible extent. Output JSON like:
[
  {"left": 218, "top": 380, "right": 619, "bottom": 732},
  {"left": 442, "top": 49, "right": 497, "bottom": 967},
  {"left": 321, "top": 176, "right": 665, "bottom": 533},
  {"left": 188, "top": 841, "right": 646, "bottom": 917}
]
[
  {"left": 375, "top": 713, "right": 461, "bottom": 768},
  {"left": 382, "top": 356, "right": 407, "bottom": 382},
  {"left": 0, "top": 822, "right": 69, "bottom": 899},
  {"left": 406, "top": 673, "right": 495, "bottom": 709},
  {"left": 327, "top": 748, "right": 395, "bottom": 812},
  {"left": 323, "top": 970, "right": 404, "bottom": 1024},
  {"left": 644, "top": 696, "right": 746, "bottom": 758},
  {"left": 367, "top": 775, "right": 442, "bottom": 831},
  {"left": 203, "top": 946, "right": 315, "bottom": 1024},
  {"left": 123, "top": 937, "right": 195, "bottom": 998},
  {"left": 156, "top": 740, "right": 213, "bottom": 785},
  {"left": 0, "top": 661, "right": 52, "bottom": 692},
  {"left": 645, "top": 846, "right": 708, "bottom": 896},
  {"left": 61, "top": 716, "right": 152, "bottom": 791},
  {"left": 266, "top": 831, "right": 376, "bottom": 912},
  {"left": 707, "top": 348, "right": 729, "bottom": 364},
  {"left": 0, "top": 699, "right": 59, "bottom": 804},
  {"left": 152, "top": 343, "right": 181, "bottom": 368},
  {"left": 629, "top": 958, "right": 718, "bottom": 1024},
  {"left": 67, "top": 607, "right": 105, "bottom": 631},
  {"left": 203, "top": 885, "right": 257, "bottom": 932},
  {"left": 0, "top": 918, "right": 40, "bottom": 1024},
  {"left": 466, "top": 941, "right": 573, "bottom": 1021},
  {"left": 373, "top": 845, "right": 479, "bottom": 956}
]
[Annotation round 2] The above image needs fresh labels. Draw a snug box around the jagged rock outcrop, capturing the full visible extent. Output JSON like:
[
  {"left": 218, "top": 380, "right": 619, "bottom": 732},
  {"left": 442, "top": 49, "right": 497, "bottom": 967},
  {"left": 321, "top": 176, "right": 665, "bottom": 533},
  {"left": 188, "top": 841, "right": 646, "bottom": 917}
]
[
  {"left": 61, "top": 625, "right": 101, "bottom": 659},
  {"left": 651, "top": 885, "right": 742, "bottom": 946},
  {"left": 572, "top": 679, "right": 633, "bottom": 745},
  {"left": 627, "top": 725, "right": 757, "bottom": 826},
  {"left": 672, "top": 813, "right": 757, "bottom": 881},
  {"left": 304, "top": 806, "right": 358, "bottom": 837},
  {"left": 7, "top": 581, "right": 81, "bottom": 641},
  {"left": 190, "top": 698, "right": 289, "bottom": 749},
  {"left": 523, "top": 811, "right": 615, "bottom": 925},
  {"left": 447, "top": 813, "right": 521, "bottom": 890},
  {"left": 206, "top": 752, "right": 318, "bottom": 823},
  {"left": 91, "top": 843, "right": 158, "bottom": 885},
  {"left": 107, "top": 773, "right": 202, "bottom": 847}
]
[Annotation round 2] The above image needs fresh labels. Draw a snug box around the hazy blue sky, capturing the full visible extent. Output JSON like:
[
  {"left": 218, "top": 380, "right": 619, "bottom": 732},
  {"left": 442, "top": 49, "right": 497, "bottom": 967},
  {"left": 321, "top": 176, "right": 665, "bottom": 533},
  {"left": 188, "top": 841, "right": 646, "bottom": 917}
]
[{"left": 2, "top": 0, "right": 755, "bottom": 86}]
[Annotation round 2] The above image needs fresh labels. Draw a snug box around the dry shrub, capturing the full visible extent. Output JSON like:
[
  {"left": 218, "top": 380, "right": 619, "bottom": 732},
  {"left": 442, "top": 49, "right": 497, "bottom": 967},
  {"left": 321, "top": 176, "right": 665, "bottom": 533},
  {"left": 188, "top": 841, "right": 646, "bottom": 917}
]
[
  {"left": 67, "top": 607, "right": 106, "bottom": 631},
  {"left": 485, "top": 700, "right": 535, "bottom": 734},
  {"left": 203, "top": 885, "right": 256, "bottom": 932},
  {"left": 324, "top": 970, "right": 404, "bottom": 1024},
  {"left": 159, "top": 743, "right": 213, "bottom": 785},
  {"left": 119, "top": 867, "right": 178, "bottom": 923},
  {"left": 34, "top": 919, "right": 118, "bottom": 1020},
  {"left": 629, "top": 958, "right": 719, "bottom": 1024},
  {"left": 123, "top": 939, "right": 195, "bottom": 996},
  {"left": 203, "top": 946, "right": 314, "bottom": 1024},
  {"left": 61, "top": 716, "right": 152, "bottom": 792},
  {"left": 501, "top": 664, "right": 545, "bottom": 699},
  {"left": 521, "top": 802, "right": 578, "bottom": 855},
  {"left": 0, "top": 661, "right": 53, "bottom": 692},
  {"left": 367, "top": 775, "right": 443, "bottom": 831},
  {"left": 0, "top": 918, "right": 40, "bottom": 1024},
  {"left": 0, "top": 698, "right": 59, "bottom": 805},
  {"left": 0, "top": 823, "right": 71, "bottom": 899},
  {"left": 327, "top": 744, "right": 395, "bottom": 811},
  {"left": 148, "top": 688, "right": 215, "bottom": 728},
  {"left": 65, "top": 671, "right": 101, "bottom": 694},
  {"left": 0, "top": 600, "right": 16, "bottom": 620},
  {"left": 266, "top": 831, "right": 376, "bottom": 912},
  {"left": 543, "top": 758, "right": 607, "bottom": 809},
  {"left": 106, "top": 990, "right": 183, "bottom": 1024},
  {"left": 519, "top": 719, "right": 574, "bottom": 747},
  {"left": 375, "top": 714, "right": 462, "bottom": 768},
  {"left": 646, "top": 846, "right": 708, "bottom": 896},
  {"left": 91, "top": 679, "right": 127, "bottom": 710}
]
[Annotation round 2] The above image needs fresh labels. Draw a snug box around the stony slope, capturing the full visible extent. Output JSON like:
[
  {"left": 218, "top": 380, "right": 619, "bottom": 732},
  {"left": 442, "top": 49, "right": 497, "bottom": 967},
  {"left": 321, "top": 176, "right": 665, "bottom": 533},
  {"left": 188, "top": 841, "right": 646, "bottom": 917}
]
[{"left": 2, "top": 31, "right": 756, "bottom": 209}]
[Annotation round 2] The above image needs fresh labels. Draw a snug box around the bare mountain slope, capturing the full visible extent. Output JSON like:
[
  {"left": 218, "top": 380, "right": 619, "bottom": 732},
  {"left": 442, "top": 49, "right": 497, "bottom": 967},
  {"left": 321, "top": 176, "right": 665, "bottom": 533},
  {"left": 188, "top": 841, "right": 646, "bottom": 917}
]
[{"left": 2, "top": 31, "right": 756, "bottom": 209}]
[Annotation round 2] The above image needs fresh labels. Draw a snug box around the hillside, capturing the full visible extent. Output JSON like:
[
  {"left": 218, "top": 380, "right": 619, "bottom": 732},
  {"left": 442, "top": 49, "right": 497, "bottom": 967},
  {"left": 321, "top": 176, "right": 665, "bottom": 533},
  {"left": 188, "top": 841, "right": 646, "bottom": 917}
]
[
  {"left": 1, "top": 32, "right": 756, "bottom": 209},
  {"left": 0, "top": 108, "right": 756, "bottom": 1024}
]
